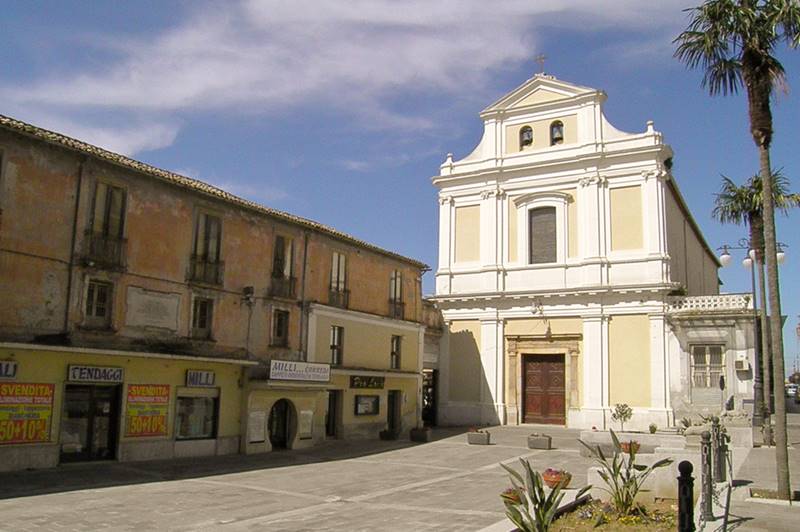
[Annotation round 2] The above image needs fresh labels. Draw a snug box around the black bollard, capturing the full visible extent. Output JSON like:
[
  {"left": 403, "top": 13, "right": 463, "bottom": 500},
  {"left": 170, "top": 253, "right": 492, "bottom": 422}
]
[
  {"left": 711, "top": 417, "right": 724, "bottom": 482},
  {"left": 678, "top": 461, "right": 695, "bottom": 532},
  {"left": 700, "top": 431, "right": 714, "bottom": 522}
]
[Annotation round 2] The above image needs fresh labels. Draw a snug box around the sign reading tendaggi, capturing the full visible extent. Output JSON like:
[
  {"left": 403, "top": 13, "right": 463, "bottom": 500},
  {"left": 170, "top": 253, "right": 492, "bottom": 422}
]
[{"left": 68, "top": 365, "right": 124, "bottom": 383}]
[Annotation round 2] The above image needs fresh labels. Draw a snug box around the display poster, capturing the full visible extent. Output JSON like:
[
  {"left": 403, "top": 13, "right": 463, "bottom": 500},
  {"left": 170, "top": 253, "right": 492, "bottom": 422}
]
[
  {"left": 298, "top": 410, "right": 313, "bottom": 440},
  {"left": 248, "top": 411, "right": 266, "bottom": 443},
  {"left": 125, "top": 384, "right": 170, "bottom": 437},
  {"left": 0, "top": 383, "right": 54, "bottom": 444}
]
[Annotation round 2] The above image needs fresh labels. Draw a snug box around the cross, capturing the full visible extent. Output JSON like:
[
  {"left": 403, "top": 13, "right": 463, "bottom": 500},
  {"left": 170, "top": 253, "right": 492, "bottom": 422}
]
[{"left": 534, "top": 53, "right": 546, "bottom": 74}]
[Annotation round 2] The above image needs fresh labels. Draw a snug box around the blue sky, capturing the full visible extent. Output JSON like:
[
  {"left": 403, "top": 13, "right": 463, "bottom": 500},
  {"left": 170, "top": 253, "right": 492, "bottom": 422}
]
[{"left": 2, "top": 1, "right": 799, "bottom": 371}]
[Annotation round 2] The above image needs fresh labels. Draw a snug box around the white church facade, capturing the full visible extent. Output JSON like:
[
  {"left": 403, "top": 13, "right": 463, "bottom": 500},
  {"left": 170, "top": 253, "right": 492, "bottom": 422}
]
[{"left": 432, "top": 75, "right": 756, "bottom": 431}]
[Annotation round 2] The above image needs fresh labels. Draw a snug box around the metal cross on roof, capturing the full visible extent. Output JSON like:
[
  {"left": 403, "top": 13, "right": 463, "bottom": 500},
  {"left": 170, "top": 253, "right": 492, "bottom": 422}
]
[{"left": 534, "top": 53, "right": 546, "bottom": 74}]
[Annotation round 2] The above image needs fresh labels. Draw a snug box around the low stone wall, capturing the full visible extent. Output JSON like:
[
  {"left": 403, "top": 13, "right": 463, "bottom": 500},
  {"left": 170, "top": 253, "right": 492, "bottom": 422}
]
[{"left": 579, "top": 430, "right": 686, "bottom": 456}]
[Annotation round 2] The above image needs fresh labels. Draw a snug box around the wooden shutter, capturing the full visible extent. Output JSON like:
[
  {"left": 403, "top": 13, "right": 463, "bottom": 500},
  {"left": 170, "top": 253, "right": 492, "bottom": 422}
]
[{"left": 529, "top": 207, "right": 557, "bottom": 264}]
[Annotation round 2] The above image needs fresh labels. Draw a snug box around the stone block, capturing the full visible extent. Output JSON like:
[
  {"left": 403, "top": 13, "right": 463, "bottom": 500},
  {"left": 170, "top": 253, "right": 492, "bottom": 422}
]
[{"left": 527, "top": 433, "right": 552, "bottom": 450}]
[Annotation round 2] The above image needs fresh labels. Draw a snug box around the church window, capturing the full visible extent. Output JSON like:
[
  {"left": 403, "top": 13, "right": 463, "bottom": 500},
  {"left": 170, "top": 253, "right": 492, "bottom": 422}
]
[
  {"left": 519, "top": 126, "right": 533, "bottom": 150},
  {"left": 550, "top": 121, "right": 564, "bottom": 145},
  {"left": 528, "top": 207, "right": 557, "bottom": 264}
]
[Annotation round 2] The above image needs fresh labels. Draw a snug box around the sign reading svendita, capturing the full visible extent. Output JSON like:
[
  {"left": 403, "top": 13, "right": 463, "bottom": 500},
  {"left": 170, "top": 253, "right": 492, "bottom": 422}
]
[
  {"left": 269, "top": 360, "right": 330, "bottom": 382},
  {"left": 68, "top": 365, "right": 124, "bottom": 383}
]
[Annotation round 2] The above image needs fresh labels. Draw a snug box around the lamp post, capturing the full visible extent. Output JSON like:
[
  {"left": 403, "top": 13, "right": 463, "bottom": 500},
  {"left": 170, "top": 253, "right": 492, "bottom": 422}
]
[{"left": 718, "top": 239, "right": 787, "bottom": 443}]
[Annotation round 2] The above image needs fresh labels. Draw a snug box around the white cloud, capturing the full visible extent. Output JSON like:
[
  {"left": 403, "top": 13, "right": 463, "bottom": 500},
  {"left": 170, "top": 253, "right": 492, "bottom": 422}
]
[
  {"left": 177, "top": 168, "right": 288, "bottom": 204},
  {"left": 2, "top": 1, "right": 691, "bottom": 153}
]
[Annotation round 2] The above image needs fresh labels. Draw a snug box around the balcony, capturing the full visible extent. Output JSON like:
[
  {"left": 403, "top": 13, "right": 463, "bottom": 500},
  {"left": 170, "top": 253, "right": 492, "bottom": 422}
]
[
  {"left": 188, "top": 255, "right": 224, "bottom": 285},
  {"left": 269, "top": 274, "right": 297, "bottom": 299},
  {"left": 667, "top": 293, "right": 753, "bottom": 315},
  {"left": 389, "top": 299, "right": 405, "bottom": 320},
  {"left": 82, "top": 231, "right": 126, "bottom": 270},
  {"left": 328, "top": 289, "right": 350, "bottom": 309}
]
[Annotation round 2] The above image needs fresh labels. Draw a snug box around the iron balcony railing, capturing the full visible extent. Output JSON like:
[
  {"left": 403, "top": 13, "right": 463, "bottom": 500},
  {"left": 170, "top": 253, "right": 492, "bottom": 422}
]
[
  {"left": 82, "top": 230, "right": 127, "bottom": 269},
  {"left": 188, "top": 255, "right": 224, "bottom": 285},
  {"left": 269, "top": 274, "right": 297, "bottom": 299},
  {"left": 328, "top": 288, "right": 350, "bottom": 309},
  {"left": 389, "top": 299, "right": 405, "bottom": 320}
]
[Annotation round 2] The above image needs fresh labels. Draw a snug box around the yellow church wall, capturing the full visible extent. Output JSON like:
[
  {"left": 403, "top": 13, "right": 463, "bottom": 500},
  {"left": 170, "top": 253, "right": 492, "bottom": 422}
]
[
  {"left": 513, "top": 89, "right": 566, "bottom": 107},
  {"left": 447, "top": 321, "right": 482, "bottom": 402},
  {"left": 454, "top": 205, "right": 481, "bottom": 263},
  {"left": 608, "top": 315, "right": 651, "bottom": 407},
  {"left": 505, "top": 114, "right": 578, "bottom": 153},
  {"left": 610, "top": 185, "right": 644, "bottom": 251},
  {"left": 505, "top": 317, "right": 583, "bottom": 336}
]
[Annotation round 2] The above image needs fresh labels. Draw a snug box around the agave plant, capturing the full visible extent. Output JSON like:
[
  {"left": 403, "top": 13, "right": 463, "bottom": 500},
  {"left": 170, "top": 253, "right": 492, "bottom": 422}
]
[
  {"left": 500, "top": 459, "right": 591, "bottom": 532},
  {"left": 579, "top": 429, "right": 672, "bottom": 516}
]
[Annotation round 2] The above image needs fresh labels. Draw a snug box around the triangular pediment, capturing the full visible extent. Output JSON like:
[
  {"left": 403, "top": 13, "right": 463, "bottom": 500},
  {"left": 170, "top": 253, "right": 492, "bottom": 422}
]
[{"left": 482, "top": 75, "right": 599, "bottom": 115}]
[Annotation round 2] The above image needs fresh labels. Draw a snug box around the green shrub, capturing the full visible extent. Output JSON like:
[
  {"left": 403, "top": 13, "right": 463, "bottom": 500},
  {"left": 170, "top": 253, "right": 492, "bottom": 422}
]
[{"left": 649, "top": 423, "right": 657, "bottom": 434}]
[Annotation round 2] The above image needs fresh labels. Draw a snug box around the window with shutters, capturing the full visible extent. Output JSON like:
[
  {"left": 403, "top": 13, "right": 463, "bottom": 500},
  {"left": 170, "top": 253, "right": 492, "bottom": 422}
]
[
  {"left": 190, "top": 213, "right": 223, "bottom": 284},
  {"left": 192, "top": 297, "right": 213, "bottom": 339},
  {"left": 271, "top": 309, "right": 290, "bottom": 347},
  {"left": 691, "top": 345, "right": 725, "bottom": 388},
  {"left": 85, "top": 280, "right": 112, "bottom": 328},
  {"left": 329, "top": 252, "right": 349, "bottom": 308},
  {"left": 330, "top": 326, "right": 344, "bottom": 366},
  {"left": 390, "top": 335, "right": 401, "bottom": 370},
  {"left": 389, "top": 270, "right": 404, "bottom": 319},
  {"left": 528, "top": 207, "right": 557, "bottom": 264},
  {"left": 85, "top": 182, "right": 127, "bottom": 268},
  {"left": 269, "top": 235, "right": 296, "bottom": 298}
]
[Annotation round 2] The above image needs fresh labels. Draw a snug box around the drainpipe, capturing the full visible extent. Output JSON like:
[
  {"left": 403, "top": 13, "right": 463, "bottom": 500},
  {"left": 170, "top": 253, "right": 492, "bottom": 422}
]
[
  {"left": 64, "top": 157, "right": 86, "bottom": 334},
  {"left": 298, "top": 230, "right": 310, "bottom": 359}
]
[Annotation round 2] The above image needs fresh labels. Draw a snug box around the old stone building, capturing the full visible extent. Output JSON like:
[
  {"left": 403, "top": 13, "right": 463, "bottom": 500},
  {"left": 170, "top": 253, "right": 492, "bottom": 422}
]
[
  {"left": 0, "top": 115, "right": 426, "bottom": 471},
  {"left": 432, "top": 75, "right": 756, "bottom": 431}
]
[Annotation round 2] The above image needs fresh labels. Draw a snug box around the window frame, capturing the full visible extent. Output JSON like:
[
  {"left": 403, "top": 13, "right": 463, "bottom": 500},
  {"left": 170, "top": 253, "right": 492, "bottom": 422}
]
[
  {"left": 389, "top": 270, "right": 403, "bottom": 302},
  {"left": 330, "top": 326, "right": 344, "bottom": 366},
  {"left": 330, "top": 251, "right": 347, "bottom": 292},
  {"left": 550, "top": 120, "right": 565, "bottom": 146},
  {"left": 519, "top": 125, "right": 533, "bottom": 150},
  {"left": 272, "top": 235, "right": 294, "bottom": 279},
  {"left": 192, "top": 212, "right": 222, "bottom": 264},
  {"left": 690, "top": 344, "right": 725, "bottom": 389},
  {"left": 90, "top": 181, "right": 127, "bottom": 239},
  {"left": 175, "top": 393, "right": 219, "bottom": 441},
  {"left": 271, "top": 308, "right": 290, "bottom": 348},
  {"left": 390, "top": 335, "right": 401, "bottom": 370},
  {"left": 191, "top": 296, "right": 214, "bottom": 339},
  {"left": 84, "top": 279, "right": 113, "bottom": 328},
  {"left": 513, "top": 192, "right": 570, "bottom": 266}
]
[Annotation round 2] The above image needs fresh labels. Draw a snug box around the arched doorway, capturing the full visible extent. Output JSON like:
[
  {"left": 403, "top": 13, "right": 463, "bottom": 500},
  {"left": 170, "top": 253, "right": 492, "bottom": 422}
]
[{"left": 268, "top": 399, "right": 293, "bottom": 449}]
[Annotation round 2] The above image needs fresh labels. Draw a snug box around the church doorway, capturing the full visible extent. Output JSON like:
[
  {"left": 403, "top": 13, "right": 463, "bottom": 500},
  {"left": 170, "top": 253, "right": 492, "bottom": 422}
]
[
  {"left": 268, "top": 399, "right": 293, "bottom": 449},
  {"left": 522, "top": 354, "right": 566, "bottom": 424}
]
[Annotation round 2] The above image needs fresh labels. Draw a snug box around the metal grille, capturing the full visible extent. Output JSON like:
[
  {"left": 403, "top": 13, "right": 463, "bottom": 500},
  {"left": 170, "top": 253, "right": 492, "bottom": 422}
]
[
  {"left": 692, "top": 345, "right": 725, "bottom": 388},
  {"left": 529, "top": 206, "right": 557, "bottom": 264}
]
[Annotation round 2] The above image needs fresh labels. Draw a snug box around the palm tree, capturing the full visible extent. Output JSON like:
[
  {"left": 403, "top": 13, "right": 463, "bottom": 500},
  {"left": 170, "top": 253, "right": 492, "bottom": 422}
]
[
  {"left": 713, "top": 172, "right": 800, "bottom": 447},
  {"left": 675, "top": 0, "right": 800, "bottom": 499}
]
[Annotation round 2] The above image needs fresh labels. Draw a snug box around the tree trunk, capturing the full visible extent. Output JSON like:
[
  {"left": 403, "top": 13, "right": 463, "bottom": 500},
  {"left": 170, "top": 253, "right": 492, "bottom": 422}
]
[
  {"left": 744, "top": 46, "right": 790, "bottom": 500},
  {"left": 758, "top": 144, "right": 790, "bottom": 499}
]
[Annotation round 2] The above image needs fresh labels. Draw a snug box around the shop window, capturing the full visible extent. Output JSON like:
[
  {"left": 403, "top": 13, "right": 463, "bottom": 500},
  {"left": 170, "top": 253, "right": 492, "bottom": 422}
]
[
  {"left": 519, "top": 126, "right": 533, "bottom": 150},
  {"left": 550, "top": 120, "right": 564, "bottom": 145},
  {"left": 192, "top": 297, "right": 213, "bottom": 339},
  {"left": 390, "top": 335, "right": 401, "bottom": 370},
  {"left": 330, "top": 326, "right": 344, "bottom": 366},
  {"left": 529, "top": 206, "right": 557, "bottom": 264},
  {"left": 691, "top": 345, "right": 725, "bottom": 388},
  {"left": 175, "top": 396, "right": 218, "bottom": 440},
  {"left": 85, "top": 280, "right": 112, "bottom": 328},
  {"left": 271, "top": 309, "right": 290, "bottom": 347},
  {"left": 354, "top": 395, "right": 379, "bottom": 416}
]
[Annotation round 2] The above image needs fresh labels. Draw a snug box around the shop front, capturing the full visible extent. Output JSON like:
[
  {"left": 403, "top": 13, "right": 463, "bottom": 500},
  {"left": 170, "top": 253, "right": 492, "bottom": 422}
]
[{"left": 0, "top": 344, "right": 252, "bottom": 472}]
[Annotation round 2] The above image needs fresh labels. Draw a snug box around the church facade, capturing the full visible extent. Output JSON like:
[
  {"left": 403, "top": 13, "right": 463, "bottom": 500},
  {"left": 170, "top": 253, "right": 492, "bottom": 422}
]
[{"left": 432, "top": 75, "right": 756, "bottom": 430}]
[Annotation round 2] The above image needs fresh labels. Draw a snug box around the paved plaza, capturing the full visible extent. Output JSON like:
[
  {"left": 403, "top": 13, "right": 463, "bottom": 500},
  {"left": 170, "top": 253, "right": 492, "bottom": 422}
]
[
  {"left": 0, "top": 421, "right": 798, "bottom": 531},
  {"left": 0, "top": 426, "right": 592, "bottom": 531}
]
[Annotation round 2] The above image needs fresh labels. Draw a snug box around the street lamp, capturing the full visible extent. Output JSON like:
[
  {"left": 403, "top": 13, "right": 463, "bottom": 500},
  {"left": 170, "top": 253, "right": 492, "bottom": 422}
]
[{"left": 717, "top": 238, "right": 788, "bottom": 443}]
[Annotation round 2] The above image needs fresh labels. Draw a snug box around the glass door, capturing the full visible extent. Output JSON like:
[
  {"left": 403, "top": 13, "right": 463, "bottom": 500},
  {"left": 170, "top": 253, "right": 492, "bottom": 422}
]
[{"left": 60, "top": 385, "right": 119, "bottom": 462}]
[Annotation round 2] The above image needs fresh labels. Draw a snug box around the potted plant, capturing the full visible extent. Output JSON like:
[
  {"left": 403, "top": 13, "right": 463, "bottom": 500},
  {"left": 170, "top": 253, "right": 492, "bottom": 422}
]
[
  {"left": 410, "top": 426, "right": 432, "bottom": 442},
  {"left": 648, "top": 423, "right": 657, "bottom": 434},
  {"left": 620, "top": 440, "right": 640, "bottom": 455},
  {"left": 527, "top": 432, "right": 552, "bottom": 450},
  {"left": 467, "top": 428, "right": 491, "bottom": 445},
  {"left": 611, "top": 403, "right": 632, "bottom": 432},
  {"left": 541, "top": 468, "right": 572, "bottom": 489}
]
